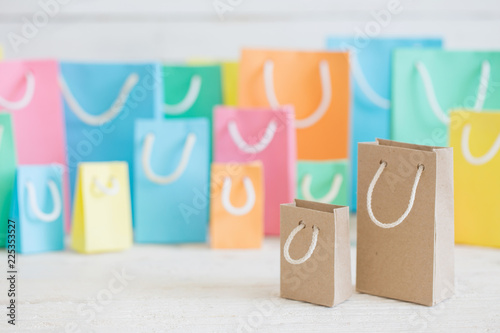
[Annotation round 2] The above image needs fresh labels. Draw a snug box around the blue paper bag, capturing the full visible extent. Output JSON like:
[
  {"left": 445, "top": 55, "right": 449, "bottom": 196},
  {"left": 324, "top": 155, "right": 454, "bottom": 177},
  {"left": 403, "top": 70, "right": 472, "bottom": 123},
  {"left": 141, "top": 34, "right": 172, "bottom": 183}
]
[
  {"left": 60, "top": 62, "right": 164, "bottom": 202},
  {"left": 134, "top": 118, "right": 210, "bottom": 243},
  {"left": 10, "top": 165, "right": 64, "bottom": 254},
  {"left": 326, "top": 37, "right": 442, "bottom": 210}
]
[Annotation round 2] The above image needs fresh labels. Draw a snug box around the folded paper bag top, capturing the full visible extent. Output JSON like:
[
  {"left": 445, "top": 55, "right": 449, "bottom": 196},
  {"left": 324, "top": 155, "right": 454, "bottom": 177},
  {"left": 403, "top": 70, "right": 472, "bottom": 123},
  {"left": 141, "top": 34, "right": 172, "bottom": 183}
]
[
  {"left": 357, "top": 139, "right": 454, "bottom": 306},
  {"left": 280, "top": 199, "right": 352, "bottom": 307}
]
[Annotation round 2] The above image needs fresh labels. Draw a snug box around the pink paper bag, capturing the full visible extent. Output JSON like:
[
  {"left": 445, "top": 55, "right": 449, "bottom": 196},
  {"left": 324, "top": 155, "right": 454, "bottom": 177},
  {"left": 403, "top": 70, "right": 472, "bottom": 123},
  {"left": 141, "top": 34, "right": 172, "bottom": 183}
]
[
  {"left": 0, "top": 60, "right": 70, "bottom": 229},
  {"left": 214, "top": 106, "right": 296, "bottom": 235}
]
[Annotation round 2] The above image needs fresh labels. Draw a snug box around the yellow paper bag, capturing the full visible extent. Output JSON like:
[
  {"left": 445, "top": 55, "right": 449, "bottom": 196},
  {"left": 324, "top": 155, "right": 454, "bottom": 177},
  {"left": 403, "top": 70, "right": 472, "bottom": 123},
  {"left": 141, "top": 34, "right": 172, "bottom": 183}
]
[
  {"left": 450, "top": 110, "right": 500, "bottom": 247},
  {"left": 210, "top": 162, "right": 264, "bottom": 249},
  {"left": 71, "top": 162, "right": 133, "bottom": 253}
]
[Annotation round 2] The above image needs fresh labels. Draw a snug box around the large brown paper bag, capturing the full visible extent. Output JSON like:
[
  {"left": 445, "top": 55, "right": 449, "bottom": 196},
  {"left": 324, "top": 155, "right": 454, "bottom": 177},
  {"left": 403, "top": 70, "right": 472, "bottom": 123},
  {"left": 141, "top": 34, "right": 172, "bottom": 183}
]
[
  {"left": 280, "top": 199, "right": 352, "bottom": 307},
  {"left": 357, "top": 139, "right": 454, "bottom": 306}
]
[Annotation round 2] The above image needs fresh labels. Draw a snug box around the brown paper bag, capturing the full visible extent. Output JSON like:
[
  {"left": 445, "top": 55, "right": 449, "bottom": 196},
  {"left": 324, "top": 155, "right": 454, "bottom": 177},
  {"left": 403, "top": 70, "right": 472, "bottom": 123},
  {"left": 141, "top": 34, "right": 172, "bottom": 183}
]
[
  {"left": 280, "top": 199, "right": 352, "bottom": 307},
  {"left": 357, "top": 139, "right": 454, "bottom": 306}
]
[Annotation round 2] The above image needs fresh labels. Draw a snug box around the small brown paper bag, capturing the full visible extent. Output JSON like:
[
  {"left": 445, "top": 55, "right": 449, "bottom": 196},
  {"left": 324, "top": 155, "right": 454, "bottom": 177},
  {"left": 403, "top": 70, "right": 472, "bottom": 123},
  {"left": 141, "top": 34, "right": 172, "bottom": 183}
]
[
  {"left": 357, "top": 139, "right": 454, "bottom": 306},
  {"left": 280, "top": 199, "right": 353, "bottom": 307}
]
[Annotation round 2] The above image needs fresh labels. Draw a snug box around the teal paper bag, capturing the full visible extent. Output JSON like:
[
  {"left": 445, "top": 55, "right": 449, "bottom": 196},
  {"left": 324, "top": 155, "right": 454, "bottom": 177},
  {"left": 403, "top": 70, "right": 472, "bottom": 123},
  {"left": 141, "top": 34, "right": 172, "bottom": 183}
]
[
  {"left": 10, "top": 165, "right": 64, "bottom": 254},
  {"left": 297, "top": 160, "right": 349, "bottom": 206},
  {"left": 392, "top": 50, "right": 500, "bottom": 146},
  {"left": 0, "top": 114, "right": 17, "bottom": 248}
]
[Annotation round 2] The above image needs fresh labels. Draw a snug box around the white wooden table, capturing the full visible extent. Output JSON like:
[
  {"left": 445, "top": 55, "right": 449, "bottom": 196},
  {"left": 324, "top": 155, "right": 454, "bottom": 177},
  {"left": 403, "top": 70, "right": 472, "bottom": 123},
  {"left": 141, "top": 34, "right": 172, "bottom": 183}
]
[{"left": 1, "top": 217, "right": 499, "bottom": 333}]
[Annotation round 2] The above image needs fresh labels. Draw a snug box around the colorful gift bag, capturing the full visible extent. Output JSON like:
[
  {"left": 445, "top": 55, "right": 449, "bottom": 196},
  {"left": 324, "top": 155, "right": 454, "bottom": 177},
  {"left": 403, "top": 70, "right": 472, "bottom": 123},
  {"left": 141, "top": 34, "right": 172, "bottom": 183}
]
[
  {"left": 71, "top": 162, "right": 133, "bottom": 253},
  {"left": 10, "top": 165, "right": 64, "bottom": 254},
  {"left": 327, "top": 38, "right": 442, "bottom": 210},
  {"left": 210, "top": 162, "right": 264, "bottom": 249},
  {"left": 0, "top": 60, "right": 70, "bottom": 228},
  {"left": 60, "top": 62, "right": 163, "bottom": 205},
  {"left": 0, "top": 114, "right": 17, "bottom": 247},
  {"left": 214, "top": 106, "right": 296, "bottom": 235},
  {"left": 297, "top": 160, "right": 349, "bottom": 206},
  {"left": 239, "top": 49, "right": 349, "bottom": 160},
  {"left": 280, "top": 199, "right": 352, "bottom": 307},
  {"left": 188, "top": 60, "right": 238, "bottom": 106},
  {"left": 392, "top": 50, "right": 500, "bottom": 147},
  {"left": 357, "top": 139, "right": 454, "bottom": 306},
  {"left": 134, "top": 118, "right": 210, "bottom": 243},
  {"left": 450, "top": 110, "right": 500, "bottom": 248}
]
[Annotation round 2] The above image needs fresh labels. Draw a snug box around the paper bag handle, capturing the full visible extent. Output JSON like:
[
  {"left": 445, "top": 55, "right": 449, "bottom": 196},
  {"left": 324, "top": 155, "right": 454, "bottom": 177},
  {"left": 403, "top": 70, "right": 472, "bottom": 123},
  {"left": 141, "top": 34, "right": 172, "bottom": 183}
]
[
  {"left": 221, "top": 177, "right": 256, "bottom": 216},
  {"left": 283, "top": 221, "right": 319, "bottom": 265},
  {"left": 461, "top": 124, "right": 500, "bottom": 165},
  {"left": 164, "top": 75, "right": 202, "bottom": 115},
  {"left": 301, "top": 173, "right": 343, "bottom": 204},
  {"left": 367, "top": 161, "right": 424, "bottom": 229},
  {"left": 227, "top": 119, "right": 277, "bottom": 154},
  {"left": 93, "top": 177, "right": 120, "bottom": 196},
  {"left": 415, "top": 60, "right": 490, "bottom": 125},
  {"left": 141, "top": 133, "right": 196, "bottom": 185},
  {"left": 26, "top": 180, "right": 62, "bottom": 223},
  {"left": 351, "top": 54, "right": 390, "bottom": 109},
  {"left": 59, "top": 72, "right": 139, "bottom": 126},
  {"left": 0, "top": 71, "right": 35, "bottom": 110},
  {"left": 264, "top": 60, "right": 332, "bottom": 129}
]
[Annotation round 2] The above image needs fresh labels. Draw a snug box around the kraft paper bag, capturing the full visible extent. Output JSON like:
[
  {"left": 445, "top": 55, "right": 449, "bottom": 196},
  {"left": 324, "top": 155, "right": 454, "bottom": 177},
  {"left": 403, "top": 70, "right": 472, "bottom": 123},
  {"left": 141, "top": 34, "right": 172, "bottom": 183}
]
[
  {"left": 239, "top": 49, "right": 349, "bottom": 160},
  {"left": 0, "top": 60, "right": 70, "bottom": 229},
  {"left": 0, "top": 114, "right": 17, "bottom": 247},
  {"left": 357, "top": 139, "right": 454, "bottom": 306},
  {"left": 450, "top": 110, "right": 500, "bottom": 248},
  {"left": 134, "top": 118, "right": 210, "bottom": 243},
  {"left": 214, "top": 106, "right": 296, "bottom": 235},
  {"left": 10, "top": 165, "right": 64, "bottom": 254},
  {"left": 327, "top": 38, "right": 442, "bottom": 210},
  {"left": 297, "top": 160, "right": 349, "bottom": 207},
  {"left": 71, "top": 162, "right": 133, "bottom": 254},
  {"left": 392, "top": 50, "right": 500, "bottom": 147},
  {"left": 280, "top": 199, "right": 352, "bottom": 307},
  {"left": 210, "top": 162, "right": 264, "bottom": 249},
  {"left": 60, "top": 62, "right": 163, "bottom": 209}
]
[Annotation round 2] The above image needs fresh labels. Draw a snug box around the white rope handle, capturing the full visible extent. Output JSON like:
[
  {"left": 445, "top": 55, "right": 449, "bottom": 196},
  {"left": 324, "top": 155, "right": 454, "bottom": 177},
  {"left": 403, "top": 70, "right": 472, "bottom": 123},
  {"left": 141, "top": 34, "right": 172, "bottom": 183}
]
[
  {"left": 301, "top": 173, "right": 343, "bottom": 204},
  {"left": 350, "top": 54, "right": 390, "bottom": 109},
  {"left": 264, "top": 60, "right": 332, "bottom": 129},
  {"left": 0, "top": 71, "right": 35, "bottom": 110},
  {"left": 415, "top": 60, "right": 490, "bottom": 125},
  {"left": 59, "top": 72, "right": 139, "bottom": 126},
  {"left": 227, "top": 120, "right": 277, "bottom": 154},
  {"left": 141, "top": 133, "right": 196, "bottom": 185},
  {"left": 93, "top": 177, "right": 120, "bottom": 196},
  {"left": 461, "top": 124, "right": 500, "bottom": 165},
  {"left": 283, "top": 222, "right": 320, "bottom": 265},
  {"left": 164, "top": 75, "right": 201, "bottom": 115},
  {"left": 221, "top": 177, "right": 256, "bottom": 216},
  {"left": 26, "top": 180, "right": 62, "bottom": 223},
  {"left": 367, "top": 161, "right": 425, "bottom": 229}
]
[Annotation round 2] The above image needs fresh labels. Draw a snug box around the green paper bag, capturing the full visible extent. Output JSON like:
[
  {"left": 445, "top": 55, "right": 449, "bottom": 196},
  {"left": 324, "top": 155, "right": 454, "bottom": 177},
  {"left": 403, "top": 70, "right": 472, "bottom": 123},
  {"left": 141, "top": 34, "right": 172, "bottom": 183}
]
[
  {"left": 297, "top": 160, "right": 349, "bottom": 206},
  {"left": 392, "top": 50, "right": 500, "bottom": 147},
  {"left": 0, "top": 114, "right": 17, "bottom": 247}
]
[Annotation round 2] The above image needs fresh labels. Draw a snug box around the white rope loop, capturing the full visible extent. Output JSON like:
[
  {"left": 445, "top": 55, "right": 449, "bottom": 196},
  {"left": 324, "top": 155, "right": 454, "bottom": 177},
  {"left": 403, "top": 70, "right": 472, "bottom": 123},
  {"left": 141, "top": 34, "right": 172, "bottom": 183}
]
[
  {"left": 164, "top": 75, "right": 202, "bottom": 115},
  {"left": 301, "top": 173, "right": 343, "bottom": 204},
  {"left": 221, "top": 177, "right": 256, "bottom": 216},
  {"left": 26, "top": 180, "right": 62, "bottom": 223},
  {"left": 227, "top": 119, "right": 277, "bottom": 154},
  {"left": 59, "top": 72, "right": 139, "bottom": 126},
  {"left": 350, "top": 53, "right": 390, "bottom": 109},
  {"left": 93, "top": 177, "right": 120, "bottom": 196},
  {"left": 141, "top": 132, "right": 196, "bottom": 185},
  {"left": 367, "top": 161, "right": 425, "bottom": 229},
  {"left": 461, "top": 124, "right": 500, "bottom": 165},
  {"left": 0, "top": 71, "right": 36, "bottom": 110},
  {"left": 283, "top": 222, "right": 320, "bottom": 265},
  {"left": 263, "top": 60, "right": 332, "bottom": 129},
  {"left": 415, "top": 60, "right": 491, "bottom": 125}
]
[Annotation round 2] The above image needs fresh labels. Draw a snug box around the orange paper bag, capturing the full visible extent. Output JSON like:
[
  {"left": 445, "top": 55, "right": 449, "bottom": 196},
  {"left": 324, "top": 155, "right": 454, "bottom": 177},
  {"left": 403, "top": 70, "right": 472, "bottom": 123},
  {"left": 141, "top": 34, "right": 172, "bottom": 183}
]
[
  {"left": 239, "top": 49, "right": 349, "bottom": 160},
  {"left": 210, "top": 162, "right": 264, "bottom": 249}
]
